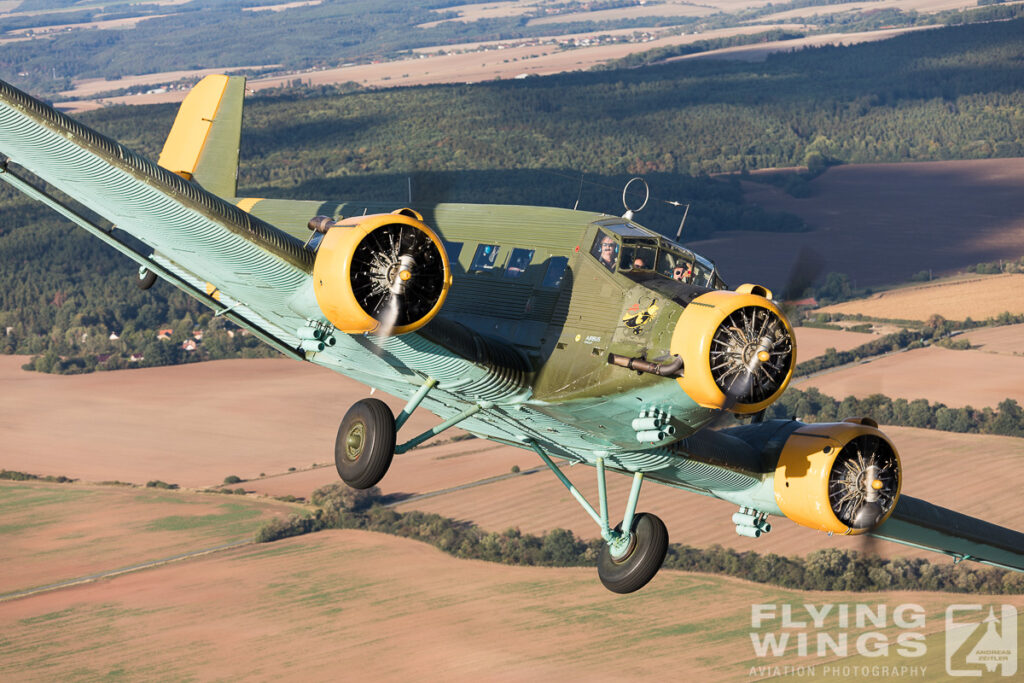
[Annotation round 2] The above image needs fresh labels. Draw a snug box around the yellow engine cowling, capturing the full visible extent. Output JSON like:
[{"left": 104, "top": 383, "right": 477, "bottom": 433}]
[
  {"left": 312, "top": 210, "right": 452, "bottom": 334},
  {"left": 669, "top": 285, "right": 796, "bottom": 414},
  {"left": 774, "top": 418, "right": 902, "bottom": 535}
]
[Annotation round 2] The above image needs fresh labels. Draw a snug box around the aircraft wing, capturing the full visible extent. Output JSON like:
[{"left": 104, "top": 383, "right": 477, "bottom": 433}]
[
  {"left": 872, "top": 494, "right": 1024, "bottom": 572},
  {"left": 0, "top": 78, "right": 314, "bottom": 358}
]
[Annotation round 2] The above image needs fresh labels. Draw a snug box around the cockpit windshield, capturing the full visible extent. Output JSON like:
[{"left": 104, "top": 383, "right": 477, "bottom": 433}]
[{"left": 590, "top": 224, "right": 724, "bottom": 289}]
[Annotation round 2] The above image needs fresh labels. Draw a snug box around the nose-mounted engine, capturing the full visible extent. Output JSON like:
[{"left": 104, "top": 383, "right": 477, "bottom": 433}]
[
  {"left": 310, "top": 209, "right": 452, "bottom": 335},
  {"left": 670, "top": 284, "right": 795, "bottom": 414},
  {"left": 773, "top": 418, "right": 902, "bottom": 535}
]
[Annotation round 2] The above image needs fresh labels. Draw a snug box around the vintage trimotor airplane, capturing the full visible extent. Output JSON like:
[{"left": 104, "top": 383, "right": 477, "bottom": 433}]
[{"left": 1, "top": 75, "right": 1022, "bottom": 593}]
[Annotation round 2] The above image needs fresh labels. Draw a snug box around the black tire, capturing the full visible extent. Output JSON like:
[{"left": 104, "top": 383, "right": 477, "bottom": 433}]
[
  {"left": 335, "top": 398, "right": 396, "bottom": 489},
  {"left": 597, "top": 512, "right": 669, "bottom": 594},
  {"left": 136, "top": 269, "right": 158, "bottom": 290}
]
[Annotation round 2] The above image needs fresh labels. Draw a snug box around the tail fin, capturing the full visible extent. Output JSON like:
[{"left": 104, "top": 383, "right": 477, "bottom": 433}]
[{"left": 158, "top": 74, "right": 246, "bottom": 199}]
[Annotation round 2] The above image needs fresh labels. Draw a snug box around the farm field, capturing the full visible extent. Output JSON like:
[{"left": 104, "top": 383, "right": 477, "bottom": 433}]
[
  {"left": 795, "top": 344, "right": 1024, "bottom": 408},
  {"left": 960, "top": 322, "right": 1024, "bottom": 355},
  {"left": 0, "top": 355, "right": 507, "bottom": 490},
  {"left": 817, "top": 274, "right": 1024, "bottom": 322},
  {"left": 0, "top": 480, "right": 297, "bottom": 596},
  {"left": 5, "top": 357, "right": 1023, "bottom": 563},
  {"left": 793, "top": 326, "right": 876, "bottom": 361},
  {"left": 3, "top": 527, "right": 1021, "bottom": 681},
  {"left": 52, "top": 23, "right": 813, "bottom": 112},
  {"left": 692, "top": 160, "right": 1024, "bottom": 292},
  {"left": 393, "top": 426, "right": 1024, "bottom": 562}
]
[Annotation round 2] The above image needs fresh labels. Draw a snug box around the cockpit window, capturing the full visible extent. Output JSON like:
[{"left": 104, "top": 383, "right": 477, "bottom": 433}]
[
  {"left": 591, "top": 232, "right": 619, "bottom": 271},
  {"left": 590, "top": 222, "right": 725, "bottom": 289},
  {"left": 619, "top": 243, "right": 657, "bottom": 272}
]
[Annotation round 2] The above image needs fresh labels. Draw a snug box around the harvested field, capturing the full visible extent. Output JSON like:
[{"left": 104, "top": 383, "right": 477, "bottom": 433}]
[
  {"left": 6, "top": 13, "right": 169, "bottom": 36},
  {"left": 55, "top": 22, "right": 929, "bottom": 113},
  {"left": 961, "top": 323, "right": 1024, "bottom": 355},
  {"left": 817, "top": 274, "right": 1024, "bottom": 322},
  {"left": 395, "top": 426, "right": 1024, "bottom": 562},
  {"left": 0, "top": 356, "right": 516, "bottom": 491},
  {"left": 795, "top": 344, "right": 1024, "bottom": 408},
  {"left": 752, "top": 0, "right": 986, "bottom": 23},
  {"left": 0, "top": 480, "right": 297, "bottom": 595},
  {"left": 794, "top": 326, "right": 876, "bottom": 361},
  {"left": 691, "top": 159, "right": 1024, "bottom": 292},
  {"left": 5, "top": 355, "right": 1023, "bottom": 563},
  {"left": 58, "top": 64, "right": 275, "bottom": 100},
  {"left": 242, "top": 0, "right": 323, "bottom": 12},
  {"left": 3, "top": 528, "right": 1020, "bottom": 681}
]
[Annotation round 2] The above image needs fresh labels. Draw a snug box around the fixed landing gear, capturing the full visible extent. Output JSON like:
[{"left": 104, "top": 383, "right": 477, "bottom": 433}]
[
  {"left": 598, "top": 513, "right": 669, "bottom": 594},
  {"left": 530, "top": 442, "right": 669, "bottom": 593},
  {"left": 334, "top": 376, "right": 486, "bottom": 489},
  {"left": 335, "top": 398, "right": 396, "bottom": 489},
  {"left": 136, "top": 266, "right": 157, "bottom": 290}
]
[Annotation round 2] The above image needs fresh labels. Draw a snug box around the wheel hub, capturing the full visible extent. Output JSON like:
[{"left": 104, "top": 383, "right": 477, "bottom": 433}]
[
  {"left": 345, "top": 423, "right": 365, "bottom": 461},
  {"left": 607, "top": 530, "right": 635, "bottom": 561}
]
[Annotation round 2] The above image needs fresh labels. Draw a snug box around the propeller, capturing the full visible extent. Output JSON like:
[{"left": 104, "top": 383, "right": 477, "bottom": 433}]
[
  {"left": 828, "top": 434, "right": 899, "bottom": 532},
  {"left": 349, "top": 223, "right": 444, "bottom": 338},
  {"left": 778, "top": 246, "right": 825, "bottom": 320}
]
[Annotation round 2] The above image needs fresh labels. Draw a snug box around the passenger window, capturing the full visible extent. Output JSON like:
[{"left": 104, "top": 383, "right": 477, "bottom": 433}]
[
  {"left": 469, "top": 244, "right": 502, "bottom": 273},
  {"left": 591, "top": 232, "right": 618, "bottom": 271},
  {"left": 541, "top": 257, "right": 568, "bottom": 288},
  {"left": 504, "top": 248, "right": 534, "bottom": 279},
  {"left": 442, "top": 241, "right": 463, "bottom": 263}
]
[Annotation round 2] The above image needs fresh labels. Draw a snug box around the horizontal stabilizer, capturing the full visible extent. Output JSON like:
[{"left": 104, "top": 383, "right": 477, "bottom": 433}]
[{"left": 874, "top": 495, "right": 1024, "bottom": 572}]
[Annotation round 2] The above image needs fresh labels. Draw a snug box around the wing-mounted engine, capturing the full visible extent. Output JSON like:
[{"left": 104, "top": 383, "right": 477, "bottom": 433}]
[
  {"left": 670, "top": 284, "right": 795, "bottom": 414},
  {"left": 311, "top": 209, "right": 452, "bottom": 334},
  {"left": 774, "top": 418, "right": 902, "bottom": 535}
]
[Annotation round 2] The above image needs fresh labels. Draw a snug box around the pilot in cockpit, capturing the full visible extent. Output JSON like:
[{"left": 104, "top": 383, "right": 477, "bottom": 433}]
[{"left": 594, "top": 234, "right": 619, "bottom": 271}]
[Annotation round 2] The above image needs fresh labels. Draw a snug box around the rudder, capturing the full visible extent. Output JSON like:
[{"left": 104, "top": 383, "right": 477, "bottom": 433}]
[{"left": 158, "top": 74, "right": 246, "bottom": 199}]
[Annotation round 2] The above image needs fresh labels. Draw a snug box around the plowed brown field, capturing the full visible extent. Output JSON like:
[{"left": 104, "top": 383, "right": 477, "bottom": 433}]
[
  {"left": 795, "top": 345, "right": 1024, "bottom": 408},
  {"left": 691, "top": 159, "right": 1024, "bottom": 292},
  {"left": 394, "top": 426, "right": 1024, "bottom": 561},
  {"left": 794, "top": 326, "right": 876, "bottom": 361}
]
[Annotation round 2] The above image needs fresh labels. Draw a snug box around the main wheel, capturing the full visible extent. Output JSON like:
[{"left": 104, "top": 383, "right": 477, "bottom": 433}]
[
  {"left": 597, "top": 512, "right": 669, "bottom": 594},
  {"left": 335, "top": 398, "right": 396, "bottom": 489},
  {"left": 136, "top": 268, "right": 158, "bottom": 290}
]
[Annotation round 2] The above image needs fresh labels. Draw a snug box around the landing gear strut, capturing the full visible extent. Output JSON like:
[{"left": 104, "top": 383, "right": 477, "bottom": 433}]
[{"left": 530, "top": 442, "right": 668, "bottom": 593}]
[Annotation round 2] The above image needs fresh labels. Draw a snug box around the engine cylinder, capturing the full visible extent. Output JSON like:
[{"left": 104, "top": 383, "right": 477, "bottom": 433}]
[{"left": 312, "top": 211, "right": 451, "bottom": 334}]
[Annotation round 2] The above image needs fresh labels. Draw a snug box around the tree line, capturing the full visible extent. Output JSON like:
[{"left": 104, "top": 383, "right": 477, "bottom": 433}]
[{"left": 254, "top": 483, "right": 1024, "bottom": 595}]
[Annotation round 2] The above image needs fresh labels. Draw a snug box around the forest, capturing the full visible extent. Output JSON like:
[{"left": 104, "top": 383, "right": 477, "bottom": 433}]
[{"left": 2, "top": 18, "right": 1024, "bottom": 382}]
